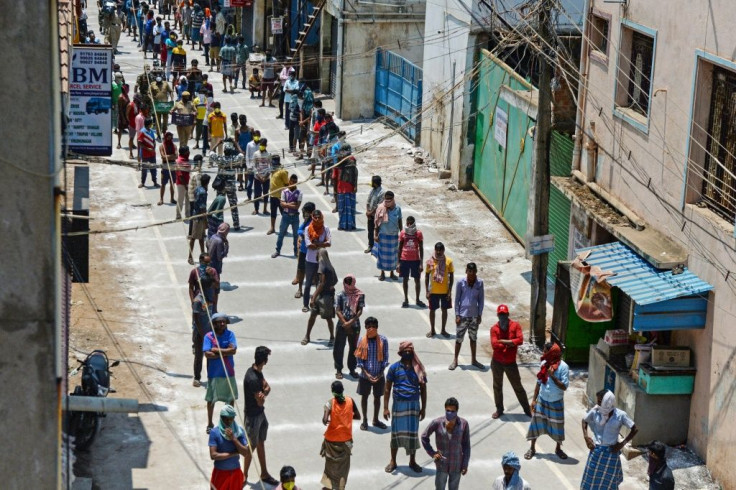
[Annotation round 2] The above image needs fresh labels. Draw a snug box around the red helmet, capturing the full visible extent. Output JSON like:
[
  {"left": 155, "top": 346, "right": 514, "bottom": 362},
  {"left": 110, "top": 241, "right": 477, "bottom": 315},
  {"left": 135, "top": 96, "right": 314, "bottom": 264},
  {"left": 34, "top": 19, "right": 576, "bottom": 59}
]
[{"left": 497, "top": 304, "right": 509, "bottom": 315}]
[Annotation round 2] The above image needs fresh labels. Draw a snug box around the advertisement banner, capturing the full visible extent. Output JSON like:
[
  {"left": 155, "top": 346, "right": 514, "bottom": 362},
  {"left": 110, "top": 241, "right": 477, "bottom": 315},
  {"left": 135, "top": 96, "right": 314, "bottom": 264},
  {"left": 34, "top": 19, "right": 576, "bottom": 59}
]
[
  {"left": 570, "top": 251, "right": 615, "bottom": 322},
  {"left": 68, "top": 45, "right": 113, "bottom": 156},
  {"left": 271, "top": 17, "right": 284, "bottom": 34}
]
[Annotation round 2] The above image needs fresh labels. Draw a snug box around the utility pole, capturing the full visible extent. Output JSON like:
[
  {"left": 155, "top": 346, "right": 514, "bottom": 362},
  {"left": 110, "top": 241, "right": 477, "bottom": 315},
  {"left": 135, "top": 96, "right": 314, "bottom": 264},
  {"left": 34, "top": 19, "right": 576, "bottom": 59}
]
[{"left": 530, "top": 0, "right": 553, "bottom": 348}]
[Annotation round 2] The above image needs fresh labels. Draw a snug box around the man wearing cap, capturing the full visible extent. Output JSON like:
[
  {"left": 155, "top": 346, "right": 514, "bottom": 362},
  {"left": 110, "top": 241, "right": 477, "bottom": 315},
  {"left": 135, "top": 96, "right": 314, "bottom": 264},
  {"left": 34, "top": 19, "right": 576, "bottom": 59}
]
[
  {"left": 171, "top": 90, "right": 196, "bottom": 145},
  {"left": 647, "top": 441, "right": 675, "bottom": 490},
  {"left": 242, "top": 346, "right": 280, "bottom": 486},
  {"left": 208, "top": 404, "right": 249, "bottom": 489},
  {"left": 490, "top": 305, "right": 531, "bottom": 419},
  {"left": 450, "top": 263, "right": 485, "bottom": 370},
  {"left": 204, "top": 312, "right": 238, "bottom": 434},
  {"left": 491, "top": 451, "right": 531, "bottom": 489},
  {"left": 151, "top": 74, "right": 174, "bottom": 137}
]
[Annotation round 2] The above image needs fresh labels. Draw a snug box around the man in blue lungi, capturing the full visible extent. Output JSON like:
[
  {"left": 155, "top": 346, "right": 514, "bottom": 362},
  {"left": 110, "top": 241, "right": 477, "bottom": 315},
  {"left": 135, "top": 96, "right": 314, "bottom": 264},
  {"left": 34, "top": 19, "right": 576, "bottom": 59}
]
[
  {"left": 383, "top": 341, "right": 427, "bottom": 474},
  {"left": 372, "top": 191, "right": 402, "bottom": 281},
  {"left": 581, "top": 390, "right": 639, "bottom": 490},
  {"left": 525, "top": 342, "right": 569, "bottom": 460}
]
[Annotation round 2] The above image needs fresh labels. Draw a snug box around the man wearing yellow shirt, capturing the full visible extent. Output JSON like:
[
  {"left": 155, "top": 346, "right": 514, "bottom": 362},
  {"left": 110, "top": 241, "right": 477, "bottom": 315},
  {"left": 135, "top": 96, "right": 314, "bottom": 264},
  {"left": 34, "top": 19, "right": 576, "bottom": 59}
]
[
  {"left": 267, "top": 160, "right": 290, "bottom": 235},
  {"left": 208, "top": 101, "right": 227, "bottom": 155},
  {"left": 425, "top": 242, "right": 454, "bottom": 338}
]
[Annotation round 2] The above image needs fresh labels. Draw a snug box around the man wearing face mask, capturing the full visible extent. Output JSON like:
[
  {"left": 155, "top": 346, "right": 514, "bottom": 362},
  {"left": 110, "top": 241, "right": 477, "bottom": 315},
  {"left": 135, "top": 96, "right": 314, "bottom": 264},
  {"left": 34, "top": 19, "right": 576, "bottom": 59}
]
[
  {"left": 372, "top": 191, "right": 403, "bottom": 281},
  {"left": 252, "top": 138, "right": 272, "bottom": 215},
  {"left": 244, "top": 130, "right": 261, "bottom": 201},
  {"left": 208, "top": 404, "right": 249, "bottom": 489},
  {"left": 170, "top": 90, "right": 196, "bottom": 145},
  {"left": 490, "top": 304, "right": 532, "bottom": 419},
  {"left": 421, "top": 397, "right": 470, "bottom": 490},
  {"left": 491, "top": 451, "right": 531, "bottom": 490},
  {"left": 384, "top": 341, "right": 428, "bottom": 474},
  {"left": 272, "top": 174, "right": 302, "bottom": 258},
  {"left": 242, "top": 346, "right": 280, "bottom": 487},
  {"left": 354, "top": 317, "right": 389, "bottom": 430},
  {"left": 283, "top": 68, "right": 300, "bottom": 130},
  {"left": 151, "top": 74, "right": 174, "bottom": 137}
]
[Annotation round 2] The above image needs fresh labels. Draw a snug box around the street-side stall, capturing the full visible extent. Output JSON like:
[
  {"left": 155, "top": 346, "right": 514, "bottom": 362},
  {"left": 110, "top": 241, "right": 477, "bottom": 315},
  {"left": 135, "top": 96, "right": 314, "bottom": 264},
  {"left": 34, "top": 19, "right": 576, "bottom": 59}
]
[{"left": 552, "top": 241, "right": 712, "bottom": 446}]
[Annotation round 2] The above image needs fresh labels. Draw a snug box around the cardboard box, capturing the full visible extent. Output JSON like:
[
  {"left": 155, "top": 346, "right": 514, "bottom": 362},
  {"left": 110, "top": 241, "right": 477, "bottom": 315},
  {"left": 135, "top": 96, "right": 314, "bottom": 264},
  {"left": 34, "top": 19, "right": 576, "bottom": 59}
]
[
  {"left": 605, "top": 329, "right": 628, "bottom": 345},
  {"left": 651, "top": 347, "right": 691, "bottom": 368}
]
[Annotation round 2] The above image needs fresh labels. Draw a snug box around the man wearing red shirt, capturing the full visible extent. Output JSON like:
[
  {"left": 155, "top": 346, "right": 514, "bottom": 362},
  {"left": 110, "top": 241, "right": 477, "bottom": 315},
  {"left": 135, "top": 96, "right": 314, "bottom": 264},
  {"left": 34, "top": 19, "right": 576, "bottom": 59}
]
[
  {"left": 137, "top": 117, "right": 159, "bottom": 188},
  {"left": 175, "top": 146, "right": 192, "bottom": 220},
  {"left": 490, "top": 304, "right": 531, "bottom": 419},
  {"left": 397, "top": 216, "right": 425, "bottom": 308}
]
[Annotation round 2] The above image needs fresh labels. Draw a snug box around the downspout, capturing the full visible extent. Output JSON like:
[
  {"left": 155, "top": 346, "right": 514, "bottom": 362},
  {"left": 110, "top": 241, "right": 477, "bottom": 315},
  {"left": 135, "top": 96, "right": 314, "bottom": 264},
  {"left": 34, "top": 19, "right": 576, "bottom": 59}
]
[
  {"left": 573, "top": 0, "right": 591, "bottom": 174},
  {"left": 335, "top": 0, "right": 345, "bottom": 116}
]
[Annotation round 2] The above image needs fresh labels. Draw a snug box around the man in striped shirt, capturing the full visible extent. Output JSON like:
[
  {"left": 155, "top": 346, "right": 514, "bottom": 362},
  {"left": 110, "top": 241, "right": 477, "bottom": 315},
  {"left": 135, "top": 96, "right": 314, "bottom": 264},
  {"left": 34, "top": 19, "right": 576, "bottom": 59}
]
[
  {"left": 421, "top": 397, "right": 471, "bottom": 490},
  {"left": 354, "top": 317, "right": 389, "bottom": 431}
]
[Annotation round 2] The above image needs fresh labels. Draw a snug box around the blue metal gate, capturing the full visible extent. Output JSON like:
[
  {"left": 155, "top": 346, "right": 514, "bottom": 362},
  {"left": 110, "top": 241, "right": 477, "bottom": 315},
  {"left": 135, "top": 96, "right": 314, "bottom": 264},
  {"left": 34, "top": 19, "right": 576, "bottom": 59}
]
[{"left": 374, "top": 48, "right": 422, "bottom": 144}]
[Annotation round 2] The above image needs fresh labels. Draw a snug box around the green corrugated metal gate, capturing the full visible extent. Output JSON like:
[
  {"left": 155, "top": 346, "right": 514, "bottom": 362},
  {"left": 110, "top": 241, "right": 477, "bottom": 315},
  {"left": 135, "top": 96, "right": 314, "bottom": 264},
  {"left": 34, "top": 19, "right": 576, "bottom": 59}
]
[
  {"left": 548, "top": 131, "right": 573, "bottom": 280},
  {"left": 472, "top": 50, "right": 534, "bottom": 242}
]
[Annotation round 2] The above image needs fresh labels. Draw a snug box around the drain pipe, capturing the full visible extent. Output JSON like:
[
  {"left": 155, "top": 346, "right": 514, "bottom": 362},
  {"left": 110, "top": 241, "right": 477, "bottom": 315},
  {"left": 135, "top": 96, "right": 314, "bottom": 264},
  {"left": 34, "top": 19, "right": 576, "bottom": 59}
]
[{"left": 573, "top": 0, "right": 592, "bottom": 173}]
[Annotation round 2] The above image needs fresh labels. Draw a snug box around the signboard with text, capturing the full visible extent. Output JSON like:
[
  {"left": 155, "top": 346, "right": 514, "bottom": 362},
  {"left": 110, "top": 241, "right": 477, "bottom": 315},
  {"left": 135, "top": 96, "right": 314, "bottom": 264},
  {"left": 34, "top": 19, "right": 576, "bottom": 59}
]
[
  {"left": 68, "top": 45, "right": 113, "bottom": 156},
  {"left": 494, "top": 107, "right": 507, "bottom": 148},
  {"left": 271, "top": 17, "right": 284, "bottom": 34}
]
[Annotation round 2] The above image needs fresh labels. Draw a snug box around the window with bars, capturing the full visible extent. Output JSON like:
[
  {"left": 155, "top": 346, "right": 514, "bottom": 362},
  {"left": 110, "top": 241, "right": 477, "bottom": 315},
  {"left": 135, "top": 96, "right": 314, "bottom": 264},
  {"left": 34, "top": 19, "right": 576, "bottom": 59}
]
[
  {"left": 701, "top": 66, "right": 736, "bottom": 221},
  {"left": 626, "top": 31, "right": 654, "bottom": 116}
]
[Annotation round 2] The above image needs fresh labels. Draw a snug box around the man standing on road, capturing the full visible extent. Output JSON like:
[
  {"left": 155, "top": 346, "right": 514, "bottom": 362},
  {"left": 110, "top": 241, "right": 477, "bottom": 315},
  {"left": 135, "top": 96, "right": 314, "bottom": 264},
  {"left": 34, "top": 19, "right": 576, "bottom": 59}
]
[
  {"left": 242, "top": 346, "right": 280, "bottom": 487},
  {"left": 303, "top": 249, "right": 338, "bottom": 346},
  {"left": 252, "top": 138, "right": 272, "bottom": 215},
  {"left": 335, "top": 149, "right": 358, "bottom": 231},
  {"left": 190, "top": 255, "right": 218, "bottom": 387},
  {"left": 302, "top": 210, "right": 331, "bottom": 313},
  {"left": 373, "top": 191, "right": 402, "bottom": 281},
  {"left": 187, "top": 173, "right": 210, "bottom": 266},
  {"left": 174, "top": 145, "right": 191, "bottom": 220},
  {"left": 293, "top": 202, "right": 316, "bottom": 299},
  {"left": 354, "top": 316, "right": 389, "bottom": 431},
  {"left": 491, "top": 452, "right": 531, "bottom": 490},
  {"left": 450, "top": 262, "right": 485, "bottom": 370},
  {"left": 525, "top": 342, "right": 569, "bottom": 461},
  {"left": 203, "top": 312, "right": 238, "bottom": 434},
  {"left": 425, "top": 242, "right": 454, "bottom": 338},
  {"left": 267, "top": 159, "right": 290, "bottom": 235},
  {"left": 272, "top": 174, "right": 302, "bottom": 258},
  {"left": 421, "top": 397, "right": 471, "bottom": 490},
  {"left": 208, "top": 404, "right": 249, "bottom": 489},
  {"left": 397, "top": 216, "right": 425, "bottom": 308},
  {"left": 333, "top": 275, "right": 364, "bottom": 380},
  {"left": 277, "top": 62, "right": 292, "bottom": 120},
  {"left": 208, "top": 222, "right": 230, "bottom": 283},
  {"left": 321, "top": 380, "right": 361, "bottom": 490},
  {"left": 490, "top": 304, "right": 532, "bottom": 419},
  {"left": 365, "top": 175, "right": 385, "bottom": 253},
  {"left": 384, "top": 341, "right": 427, "bottom": 474}
]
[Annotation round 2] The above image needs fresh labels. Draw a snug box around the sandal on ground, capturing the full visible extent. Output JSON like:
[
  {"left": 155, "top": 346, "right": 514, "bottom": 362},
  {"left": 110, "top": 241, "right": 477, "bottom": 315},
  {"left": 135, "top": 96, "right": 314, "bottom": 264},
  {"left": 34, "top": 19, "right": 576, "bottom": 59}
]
[
  {"left": 440, "top": 331, "right": 451, "bottom": 338},
  {"left": 384, "top": 463, "right": 397, "bottom": 473},
  {"left": 266, "top": 230, "right": 275, "bottom": 235},
  {"left": 409, "top": 462, "right": 423, "bottom": 473},
  {"left": 401, "top": 301, "right": 409, "bottom": 308},
  {"left": 378, "top": 275, "right": 385, "bottom": 282},
  {"left": 426, "top": 331, "right": 435, "bottom": 338},
  {"left": 556, "top": 447, "right": 568, "bottom": 460},
  {"left": 360, "top": 421, "right": 368, "bottom": 431},
  {"left": 373, "top": 420, "right": 387, "bottom": 430},
  {"left": 524, "top": 448, "right": 536, "bottom": 460},
  {"left": 349, "top": 371, "right": 359, "bottom": 378},
  {"left": 157, "top": 201, "right": 163, "bottom": 206},
  {"left": 206, "top": 424, "right": 214, "bottom": 434},
  {"left": 300, "top": 337, "right": 310, "bottom": 345},
  {"left": 492, "top": 411, "right": 503, "bottom": 419},
  {"left": 291, "top": 279, "right": 299, "bottom": 285},
  {"left": 327, "top": 338, "right": 335, "bottom": 347},
  {"left": 364, "top": 248, "right": 372, "bottom": 253},
  {"left": 448, "top": 361, "right": 458, "bottom": 370},
  {"left": 260, "top": 476, "right": 279, "bottom": 486},
  {"left": 251, "top": 210, "right": 258, "bottom": 215},
  {"left": 472, "top": 360, "right": 486, "bottom": 370},
  {"left": 416, "top": 300, "right": 427, "bottom": 308},
  {"left": 335, "top": 372, "right": 343, "bottom": 379},
  {"left": 294, "top": 291, "right": 302, "bottom": 298},
  {"left": 187, "top": 257, "right": 194, "bottom": 265},
  {"left": 302, "top": 306, "right": 309, "bottom": 313}
]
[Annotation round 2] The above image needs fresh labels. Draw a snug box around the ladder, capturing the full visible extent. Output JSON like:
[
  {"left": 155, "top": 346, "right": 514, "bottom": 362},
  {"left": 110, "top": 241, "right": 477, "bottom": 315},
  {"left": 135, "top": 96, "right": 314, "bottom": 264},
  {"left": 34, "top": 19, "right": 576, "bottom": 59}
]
[{"left": 287, "top": 0, "right": 327, "bottom": 61}]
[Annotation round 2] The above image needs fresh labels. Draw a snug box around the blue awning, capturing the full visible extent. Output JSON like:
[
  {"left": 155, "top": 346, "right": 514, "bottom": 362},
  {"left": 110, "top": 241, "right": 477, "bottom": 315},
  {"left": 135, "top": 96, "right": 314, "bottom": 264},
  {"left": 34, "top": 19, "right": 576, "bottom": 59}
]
[
  {"left": 576, "top": 242, "right": 713, "bottom": 306},
  {"left": 576, "top": 242, "right": 713, "bottom": 331}
]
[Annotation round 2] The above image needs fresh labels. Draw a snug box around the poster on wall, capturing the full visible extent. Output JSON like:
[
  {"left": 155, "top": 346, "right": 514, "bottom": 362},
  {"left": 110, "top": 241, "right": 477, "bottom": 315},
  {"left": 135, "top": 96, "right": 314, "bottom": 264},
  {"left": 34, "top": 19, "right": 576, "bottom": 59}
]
[
  {"left": 68, "top": 45, "right": 113, "bottom": 156},
  {"left": 271, "top": 17, "right": 284, "bottom": 34},
  {"left": 494, "top": 107, "right": 507, "bottom": 148},
  {"left": 569, "top": 251, "right": 615, "bottom": 322}
]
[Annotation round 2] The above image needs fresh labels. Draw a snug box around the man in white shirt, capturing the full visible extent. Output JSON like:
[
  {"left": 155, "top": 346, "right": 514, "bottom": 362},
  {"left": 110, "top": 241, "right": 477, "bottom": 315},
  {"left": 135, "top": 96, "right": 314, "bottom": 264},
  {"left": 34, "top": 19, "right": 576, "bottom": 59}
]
[
  {"left": 283, "top": 68, "right": 300, "bottom": 131},
  {"left": 277, "top": 62, "right": 293, "bottom": 120},
  {"left": 244, "top": 130, "right": 261, "bottom": 201}
]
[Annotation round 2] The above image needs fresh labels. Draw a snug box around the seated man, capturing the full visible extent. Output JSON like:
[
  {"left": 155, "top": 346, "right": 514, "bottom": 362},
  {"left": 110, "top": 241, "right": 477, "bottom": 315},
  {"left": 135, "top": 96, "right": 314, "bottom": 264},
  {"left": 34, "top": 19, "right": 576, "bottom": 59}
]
[{"left": 248, "top": 68, "right": 262, "bottom": 99}]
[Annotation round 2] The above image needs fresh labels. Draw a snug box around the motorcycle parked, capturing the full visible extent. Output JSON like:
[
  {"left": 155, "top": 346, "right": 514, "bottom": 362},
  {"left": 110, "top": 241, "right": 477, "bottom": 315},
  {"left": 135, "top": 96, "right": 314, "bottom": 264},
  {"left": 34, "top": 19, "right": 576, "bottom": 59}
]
[{"left": 68, "top": 350, "right": 119, "bottom": 450}]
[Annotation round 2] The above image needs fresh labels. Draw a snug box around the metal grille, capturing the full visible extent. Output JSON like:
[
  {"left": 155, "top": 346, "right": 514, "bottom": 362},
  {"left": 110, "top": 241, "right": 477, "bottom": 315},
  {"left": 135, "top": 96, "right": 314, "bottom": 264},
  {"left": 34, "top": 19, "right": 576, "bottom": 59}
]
[
  {"left": 702, "top": 66, "right": 736, "bottom": 221},
  {"left": 374, "top": 48, "right": 423, "bottom": 143},
  {"left": 627, "top": 31, "right": 654, "bottom": 116}
]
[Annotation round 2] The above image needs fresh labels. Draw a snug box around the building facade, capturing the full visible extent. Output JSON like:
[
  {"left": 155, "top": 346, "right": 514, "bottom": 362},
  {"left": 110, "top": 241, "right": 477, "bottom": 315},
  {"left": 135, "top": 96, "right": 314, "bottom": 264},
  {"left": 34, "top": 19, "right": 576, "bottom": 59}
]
[{"left": 569, "top": 1, "right": 736, "bottom": 485}]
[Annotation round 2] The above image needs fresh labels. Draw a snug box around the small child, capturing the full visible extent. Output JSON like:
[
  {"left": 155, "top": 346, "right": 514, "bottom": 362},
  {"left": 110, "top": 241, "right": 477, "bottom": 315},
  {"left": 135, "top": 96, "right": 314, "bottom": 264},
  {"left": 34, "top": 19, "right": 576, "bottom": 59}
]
[{"left": 274, "top": 465, "right": 301, "bottom": 490}]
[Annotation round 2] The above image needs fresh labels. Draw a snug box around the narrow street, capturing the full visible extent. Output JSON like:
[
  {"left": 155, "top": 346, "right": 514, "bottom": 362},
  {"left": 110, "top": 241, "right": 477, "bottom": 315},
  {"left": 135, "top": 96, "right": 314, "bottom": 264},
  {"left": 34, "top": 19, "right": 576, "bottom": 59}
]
[{"left": 68, "top": 11, "right": 682, "bottom": 490}]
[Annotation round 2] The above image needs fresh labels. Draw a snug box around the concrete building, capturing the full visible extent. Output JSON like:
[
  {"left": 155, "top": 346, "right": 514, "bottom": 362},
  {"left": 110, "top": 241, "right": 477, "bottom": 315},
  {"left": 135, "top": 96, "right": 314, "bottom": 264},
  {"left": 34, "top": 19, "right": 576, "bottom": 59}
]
[
  {"left": 319, "top": 0, "right": 425, "bottom": 120},
  {"left": 0, "top": 0, "right": 63, "bottom": 487},
  {"left": 558, "top": 0, "right": 736, "bottom": 486}
]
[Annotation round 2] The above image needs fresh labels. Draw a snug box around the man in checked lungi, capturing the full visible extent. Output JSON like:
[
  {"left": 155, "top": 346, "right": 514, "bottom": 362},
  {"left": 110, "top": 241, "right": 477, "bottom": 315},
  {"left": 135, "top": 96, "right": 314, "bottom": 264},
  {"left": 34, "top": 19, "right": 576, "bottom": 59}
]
[
  {"left": 372, "top": 191, "right": 403, "bottom": 281},
  {"left": 580, "top": 390, "right": 639, "bottom": 490},
  {"left": 383, "top": 341, "right": 427, "bottom": 474},
  {"left": 524, "top": 342, "right": 569, "bottom": 461}
]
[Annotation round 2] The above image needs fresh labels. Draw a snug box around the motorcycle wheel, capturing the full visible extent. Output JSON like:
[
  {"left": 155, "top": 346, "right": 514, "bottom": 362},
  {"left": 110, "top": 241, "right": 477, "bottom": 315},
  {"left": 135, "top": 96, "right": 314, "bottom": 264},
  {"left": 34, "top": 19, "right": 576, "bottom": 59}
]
[{"left": 74, "top": 412, "right": 100, "bottom": 450}]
